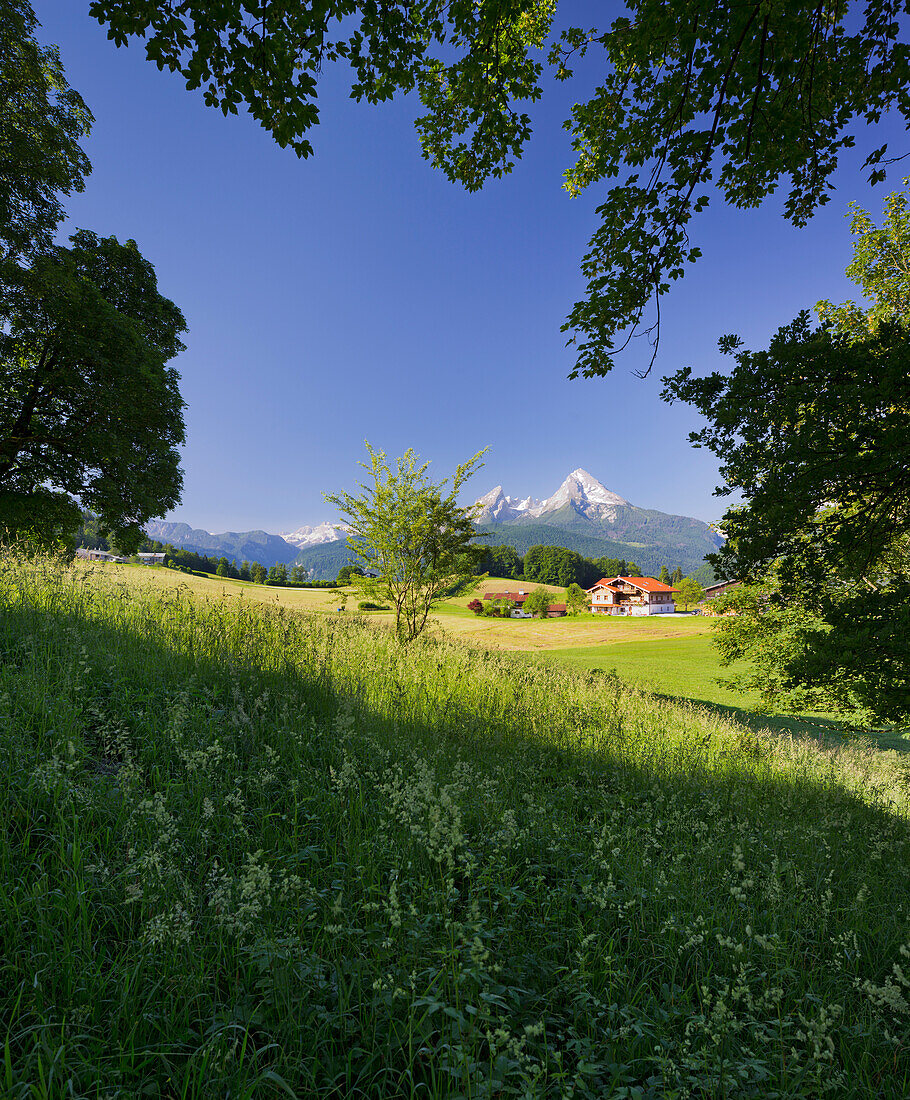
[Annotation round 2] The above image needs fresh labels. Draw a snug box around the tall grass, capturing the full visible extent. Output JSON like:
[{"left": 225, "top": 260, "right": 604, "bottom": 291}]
[{"left": 2, "top": 553, "right": 910, "bottom": 1097}]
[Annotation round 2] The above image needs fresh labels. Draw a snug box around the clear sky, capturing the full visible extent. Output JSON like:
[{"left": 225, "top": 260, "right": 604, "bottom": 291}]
[{"left": 34, "top": 1, "right": 903, "bottom": 531}]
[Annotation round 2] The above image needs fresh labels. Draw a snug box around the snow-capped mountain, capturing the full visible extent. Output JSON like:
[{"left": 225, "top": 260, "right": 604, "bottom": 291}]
[
  {"left": 476, "top": 469, "right": 630, "bottom": 525},
  {"left": 537, "top": 468, "right": 630, "bottom": 522},
  {"left": 470, "top": 467, "right": 724, "bottom": 575},
  {"left": 278, "top": 521, "right": 346, "bottom": 550},
  {"left": 473, "top": 486, "right": 543, "bottom": 524}
]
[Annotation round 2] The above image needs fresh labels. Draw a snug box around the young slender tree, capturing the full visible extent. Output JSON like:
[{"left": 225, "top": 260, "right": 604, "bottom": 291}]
[
  {"left": 675, "top": 576, "right": 704, "bottom": 611},
  {"left": 325, "top": 443, "right": 487, "bottom": 642},
  {"left": 565, "top": 582, "right": 588, "bottom": 616}
]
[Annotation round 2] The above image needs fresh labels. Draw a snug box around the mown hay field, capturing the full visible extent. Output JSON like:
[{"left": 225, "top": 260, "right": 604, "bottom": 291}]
[{"left": 3, "top": 555, "right": 910, "bottom": 1097}]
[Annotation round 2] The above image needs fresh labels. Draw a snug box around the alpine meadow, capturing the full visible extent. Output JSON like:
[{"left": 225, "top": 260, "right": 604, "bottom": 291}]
[{"left": 3, "top": 0, "right": 910, "bottom": 1096}]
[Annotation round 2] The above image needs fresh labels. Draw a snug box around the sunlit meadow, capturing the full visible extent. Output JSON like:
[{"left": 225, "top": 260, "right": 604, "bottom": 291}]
[{"left": 2, "top": 554, "right": 910, "bottom": 1097}]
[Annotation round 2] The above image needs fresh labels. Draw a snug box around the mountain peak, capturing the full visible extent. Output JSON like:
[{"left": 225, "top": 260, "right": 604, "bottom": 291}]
[
  {"left": 547, "top": 469, "right": 629, "bottom": 512},
  {"left": 475, "top": 467, "right": 630, "bottom": 524},
  {"left": 279, "top": 521, "right": 346, "bottom": 550}
]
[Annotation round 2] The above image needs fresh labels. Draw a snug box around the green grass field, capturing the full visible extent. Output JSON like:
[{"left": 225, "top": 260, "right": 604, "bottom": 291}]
[
  {"left": 542, "top": 632, "right": 749, "bottom": 706},
  {"left": 110, "top": 565, "right": 910, "bottom": 750},
  {"left": 3, "top": 553, "right": 910, "bottom": 1096}
]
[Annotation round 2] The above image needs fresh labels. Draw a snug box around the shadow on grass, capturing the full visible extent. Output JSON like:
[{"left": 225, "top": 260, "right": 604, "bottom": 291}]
[{"left": 647, "top": 691, "right": 910, "bottom": 754}]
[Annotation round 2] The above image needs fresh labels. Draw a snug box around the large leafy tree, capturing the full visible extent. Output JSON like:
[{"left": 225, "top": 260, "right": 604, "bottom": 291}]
[
  {"left": 1, "top": 4, "right": 187, "bottom": 549},
  {"left": 90, "top": 0, "right": 910, "bottom": 374},
  {"left": 0, "top": 0, "right": 92, "bottom": 269},
  {"left": 0, "top": 230, "right": 187, "bottom": 550},
  {"left": 326, "top": 443, "right": 487, "bottom": 641},
  {"left": 663, "top": 187, "right": 910, "bottom": 723}
]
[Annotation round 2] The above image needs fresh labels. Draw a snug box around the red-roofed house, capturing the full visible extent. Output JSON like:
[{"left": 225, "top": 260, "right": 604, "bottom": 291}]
[
  {"left": 479, "top": 590, "right": 567, "bottom": 618},
  {"left": 585, "top": 576, "right": 677, "bottom": 616}
]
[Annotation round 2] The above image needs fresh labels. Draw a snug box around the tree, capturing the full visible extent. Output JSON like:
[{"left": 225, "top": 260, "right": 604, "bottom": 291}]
[
  {"left": 336, "top": 564, "right": 364, "bottom": 586},
  {"left": 817, "top": 184, "right": 910, "bottom": 342},
  {"left": 663, "top": 185, "right": 910, "bottom": 723},
  {"left": 675, "top": 576, "right": 704, "bottom": 611},
  {"left": 664, "top": 315, "right": 910, "bottom": 594},
  {"left": 91, "top": 0, "right": 910, "bottom": 375},
  {"left": 467, "top": 598, "right": 484, "bottom": 615},
  {"left": 565, "top": 582, "right": 588, "bottom": 616},
  {"left": 524, "top": 544, "right": 587, "bottom": 587},
  {"left": 711, "top": 579, "right": 910, "bottom": 725},
  {"left": 267, "top": 563, "right": 289, "bottom": 585},
  {"left": 522, "top": 588, "right": 552, "bottom": 618},
  {"left": 671, "top": 566, "right": 684, "bottom": 586},
  {"left": 290, "top": 564, "right": 308, "bottom": 584},
  {"left": 325, "top": 443, "right": 487, "bottom": 642},
  {"left": 658, "top": 565, "right": 671, "bottom": 585},
  {"left": 251, "top": 563, "right": 267, "bottom": 585},
  {"left": 476, "top": 543, "right": 523, "bottom": 579},
  {"left": 0, "top": 0, "right": 92, "bottom": 271},
  {"left": 216, "top": 557, "right": 229, "bottom": 577},
  {"left": 0, "top": 230, "right": 187, "bottom": 549},
  {"left": 239, "top": 560, "right": 251, "bottom": 581}
]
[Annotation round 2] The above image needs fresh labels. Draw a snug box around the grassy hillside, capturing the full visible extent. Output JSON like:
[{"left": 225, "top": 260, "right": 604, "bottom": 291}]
[{"left": 3, "top": 554, "right": 910, "bottom": 1096}]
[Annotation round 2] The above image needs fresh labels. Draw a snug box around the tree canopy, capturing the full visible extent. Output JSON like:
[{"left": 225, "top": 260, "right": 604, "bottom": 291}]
[
  {"left": 665, "top": 185, "right": 910, "bottom": 723},
  {"left": 0, "top": 5, "right": 188, "bottom": 549},
  {"left": 0, "top": 231, "right": 187, "bottom": 549},
  {"left": 0, "top": 0, "right": 93, "bottom": 270},
  {"left": 90, "top": 0, "right": 910, "bottom": 374}
]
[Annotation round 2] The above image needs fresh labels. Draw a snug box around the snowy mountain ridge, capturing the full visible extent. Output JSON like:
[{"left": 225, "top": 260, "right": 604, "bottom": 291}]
[{"left": 475, "top": 468, "right": 631, "bottom": 525}]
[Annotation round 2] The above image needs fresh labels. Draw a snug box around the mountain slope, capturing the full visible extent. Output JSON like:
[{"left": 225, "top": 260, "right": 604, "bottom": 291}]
[
  {"left": 148, "top": 468, "right": 720, "bottom": 579},
  {"left": 474, "top": 468, "right": 722, "bottom": 576},
  {"left": 144, "top": 521, "right": 301, "bottom": 567}
]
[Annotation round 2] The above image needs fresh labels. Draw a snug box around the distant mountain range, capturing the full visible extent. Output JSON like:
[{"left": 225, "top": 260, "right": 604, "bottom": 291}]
[
  {"left": 146, "top": 468, "right": 722, "bottom": 580},
  {"left": 143, "top": 520, "right": 305, "bottom": 566}
]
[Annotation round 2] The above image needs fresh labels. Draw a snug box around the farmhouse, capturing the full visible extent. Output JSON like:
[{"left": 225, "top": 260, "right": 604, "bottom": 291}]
[
  {"left": 586, "top": 576, "right": 677, "bottom": 616},
  {"left": 76, "top": 549, "right": 165, "bottom": 566},
  {"left": 700, "top": 579, "right": 742, "bottom": 615},
  {"left": 482, "top": 591, "right": 567, "bottom": 618},
  {"left": 76, "top": 548, "right": 130, "bottom": 564}
]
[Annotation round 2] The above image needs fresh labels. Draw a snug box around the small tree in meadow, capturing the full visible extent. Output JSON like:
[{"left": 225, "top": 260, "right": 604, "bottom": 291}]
[
  {"left": 523, "top": 589, "right": 552, "bottom": 618},
  {"left": 565, "top": 583, "right": 588, "bottom": 615},
  {"left": 676, "top": 576, "right": 705, "bottom": 610},
  {"left": 467, "top": 598, "right": 483, "bottom": 615},
  {"left": 326, "top": 442, "right": 487, "bottom": 642}
]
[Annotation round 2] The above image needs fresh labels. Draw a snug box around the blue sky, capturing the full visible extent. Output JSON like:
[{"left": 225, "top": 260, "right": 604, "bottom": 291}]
[{"left": 35, "top": 1, "right": 901, "bottom": 531}]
